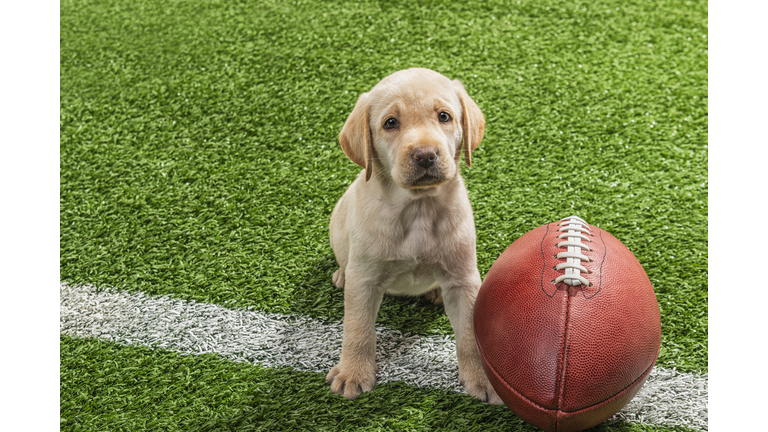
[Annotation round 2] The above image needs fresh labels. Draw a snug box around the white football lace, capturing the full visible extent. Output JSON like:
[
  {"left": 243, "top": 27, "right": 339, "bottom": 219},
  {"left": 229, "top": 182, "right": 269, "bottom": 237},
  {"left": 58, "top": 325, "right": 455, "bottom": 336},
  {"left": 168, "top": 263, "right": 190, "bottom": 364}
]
[{"left": 554, "top": 216, "right": 592, "bottom": 286}]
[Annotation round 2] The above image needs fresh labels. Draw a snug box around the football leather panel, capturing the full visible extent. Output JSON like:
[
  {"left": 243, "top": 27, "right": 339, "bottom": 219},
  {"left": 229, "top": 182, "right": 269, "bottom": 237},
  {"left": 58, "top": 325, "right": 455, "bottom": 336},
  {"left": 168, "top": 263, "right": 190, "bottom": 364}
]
[
  {"left": 556, "top": 357, "right": 655, "bottom": 432},
  {"left": 559, "top": 228, "right": 662, "bottom": 411},
  {"left": 475, "top": 224, "right": 567, "bottom": 409},
  {"left": 477, "top": 336, "right": 558, "bottom": 432},
  {"left": 478, "top": 331, "right": 657, "bottom": 432}
]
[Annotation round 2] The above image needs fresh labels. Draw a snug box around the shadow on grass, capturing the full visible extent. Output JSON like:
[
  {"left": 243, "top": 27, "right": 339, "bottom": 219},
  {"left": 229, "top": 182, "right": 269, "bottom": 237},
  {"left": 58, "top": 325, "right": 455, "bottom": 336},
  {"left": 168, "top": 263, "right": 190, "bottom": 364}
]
[{"left": 292, "top": 253, "right": 453, "bottom": 336}]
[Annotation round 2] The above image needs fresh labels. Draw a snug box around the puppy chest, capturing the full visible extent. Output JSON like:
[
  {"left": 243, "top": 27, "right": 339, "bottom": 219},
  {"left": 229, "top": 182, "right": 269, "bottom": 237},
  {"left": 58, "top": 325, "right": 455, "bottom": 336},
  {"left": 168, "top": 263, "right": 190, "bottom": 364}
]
[
  {"left": 382, "top": 261, "right": 437, "bottom": 296},
  {"left": 401, "top": 231, "right": 438, "bottom": 260},
  {"left": 397, "top": 213, "right": 446, "bottom": 258}
]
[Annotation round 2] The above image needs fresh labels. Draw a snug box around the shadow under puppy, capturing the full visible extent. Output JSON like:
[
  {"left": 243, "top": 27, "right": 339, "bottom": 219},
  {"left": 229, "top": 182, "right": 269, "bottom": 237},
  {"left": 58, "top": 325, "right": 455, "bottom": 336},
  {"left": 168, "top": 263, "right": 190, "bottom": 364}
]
[{"left": 327, "top": 68, "right": 501, "bottom": 404}]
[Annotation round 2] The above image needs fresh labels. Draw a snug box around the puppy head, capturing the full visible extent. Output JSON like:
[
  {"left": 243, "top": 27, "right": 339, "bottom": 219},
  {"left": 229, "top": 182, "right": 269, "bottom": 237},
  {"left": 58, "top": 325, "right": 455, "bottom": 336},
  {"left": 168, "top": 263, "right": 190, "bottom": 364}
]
[{"left": 339, "top": 68, "right": 485, "bottom": 190}]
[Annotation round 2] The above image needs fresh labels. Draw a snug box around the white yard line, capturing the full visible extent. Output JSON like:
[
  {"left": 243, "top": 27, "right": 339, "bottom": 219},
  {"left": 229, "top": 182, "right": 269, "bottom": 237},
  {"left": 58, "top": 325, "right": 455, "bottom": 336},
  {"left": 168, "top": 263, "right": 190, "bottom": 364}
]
[{"left": 60, "top": 283, "right": 707, "bottom": 430}]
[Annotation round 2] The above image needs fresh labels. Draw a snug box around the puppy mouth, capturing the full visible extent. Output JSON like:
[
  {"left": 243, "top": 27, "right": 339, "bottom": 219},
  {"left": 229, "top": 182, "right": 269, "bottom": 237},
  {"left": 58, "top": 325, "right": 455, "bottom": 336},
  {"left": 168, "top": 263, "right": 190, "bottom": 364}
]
[{"left": 409, "top": 172, "right": 445, "bottom": 188}]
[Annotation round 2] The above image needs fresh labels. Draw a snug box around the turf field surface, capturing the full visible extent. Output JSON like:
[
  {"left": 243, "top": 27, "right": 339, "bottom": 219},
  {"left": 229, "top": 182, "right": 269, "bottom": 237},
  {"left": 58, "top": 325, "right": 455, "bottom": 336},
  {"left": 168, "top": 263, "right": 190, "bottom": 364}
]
[
  {"left": 61, "top": 283, "right": 707, "bottom": 430},
  {"left": 60, "top": 0, "right": 708, "bottom": 430}
]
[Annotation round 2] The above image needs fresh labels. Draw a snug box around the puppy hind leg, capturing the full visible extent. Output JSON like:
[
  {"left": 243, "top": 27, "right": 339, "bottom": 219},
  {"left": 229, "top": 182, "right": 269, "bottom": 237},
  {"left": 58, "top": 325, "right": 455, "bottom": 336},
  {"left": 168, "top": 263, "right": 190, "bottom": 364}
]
[
  {"left": 329, "top": 196, "right": 349, "bottom": 291},
  {"left": 332, "top": 268, "right": 345, "bottom": 290},
  {"left": 424, "top": 282, "right": 443, "bottom": 305}
]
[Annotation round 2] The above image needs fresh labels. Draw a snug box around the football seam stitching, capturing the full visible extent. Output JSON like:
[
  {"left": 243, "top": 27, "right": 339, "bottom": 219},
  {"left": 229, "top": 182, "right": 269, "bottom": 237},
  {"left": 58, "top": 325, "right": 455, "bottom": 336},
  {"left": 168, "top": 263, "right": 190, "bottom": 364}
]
[
  {"left": 540, "top": 223, "right": 554, "bottom": 297},
  {"left": 555, "top": 286, "right": 572, "bottom": 418},
  {"left": 582, "top": 229, "right": 607, "bottom": 300}
]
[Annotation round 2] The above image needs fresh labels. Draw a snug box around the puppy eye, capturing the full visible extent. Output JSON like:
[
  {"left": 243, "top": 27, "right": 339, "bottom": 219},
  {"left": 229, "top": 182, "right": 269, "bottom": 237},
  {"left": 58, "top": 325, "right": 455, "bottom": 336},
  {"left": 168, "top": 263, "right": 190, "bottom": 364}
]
[
  {"left": 383, "top": 118, "right": 399, "bottom": 130},
  {"left": 438, "top": 112, "right": 451, "bottom": 123}
]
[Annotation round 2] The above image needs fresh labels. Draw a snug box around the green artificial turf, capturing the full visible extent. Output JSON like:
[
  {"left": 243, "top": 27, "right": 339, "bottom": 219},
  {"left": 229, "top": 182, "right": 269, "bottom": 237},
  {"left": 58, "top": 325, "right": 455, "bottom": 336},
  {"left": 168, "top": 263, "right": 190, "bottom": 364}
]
[
  {"left": 61, "top": 0, "right": 707, "bottom": 428},
  {"left": 60, "top": 336, "right": 700, "bottom": 432},
  {"left": 61, "top": 0, "right": 707, "bottom": 369}
]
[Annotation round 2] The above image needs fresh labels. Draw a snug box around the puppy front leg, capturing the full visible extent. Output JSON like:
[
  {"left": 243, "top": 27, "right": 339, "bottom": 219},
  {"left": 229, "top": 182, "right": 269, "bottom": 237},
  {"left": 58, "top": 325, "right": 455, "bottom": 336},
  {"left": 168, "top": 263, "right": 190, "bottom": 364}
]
[
  {"left": 326, "top": 268, "right": 384, "bottom": 400},
  {"left": 441, "top": 279, "right": 503, "bottom": 404}
]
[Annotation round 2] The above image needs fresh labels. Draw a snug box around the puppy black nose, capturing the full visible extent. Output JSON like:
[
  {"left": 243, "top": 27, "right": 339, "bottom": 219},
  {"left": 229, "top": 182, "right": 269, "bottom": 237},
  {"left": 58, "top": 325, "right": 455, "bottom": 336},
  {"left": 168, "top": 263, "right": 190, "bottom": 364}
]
[{"left": 413, "top": 148, "right": 438, "bottom": 169}]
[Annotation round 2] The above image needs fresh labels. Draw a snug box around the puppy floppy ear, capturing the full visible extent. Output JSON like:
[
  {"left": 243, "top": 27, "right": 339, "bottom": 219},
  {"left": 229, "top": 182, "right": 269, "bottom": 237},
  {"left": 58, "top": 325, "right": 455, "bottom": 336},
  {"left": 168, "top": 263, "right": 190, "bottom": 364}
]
[
  {"left": 453, "top": 80, "right": 485, "bottom": 168},
  {"left": 339, "top": 92, "right": 374, "bottom": 181}
]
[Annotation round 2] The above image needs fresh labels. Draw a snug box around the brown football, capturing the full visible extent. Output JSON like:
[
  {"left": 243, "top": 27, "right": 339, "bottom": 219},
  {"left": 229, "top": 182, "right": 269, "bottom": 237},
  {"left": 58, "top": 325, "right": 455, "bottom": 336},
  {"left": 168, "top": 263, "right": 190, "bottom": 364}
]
[{"left": 474, "top": 216, "right": 661, "bottom": 432}]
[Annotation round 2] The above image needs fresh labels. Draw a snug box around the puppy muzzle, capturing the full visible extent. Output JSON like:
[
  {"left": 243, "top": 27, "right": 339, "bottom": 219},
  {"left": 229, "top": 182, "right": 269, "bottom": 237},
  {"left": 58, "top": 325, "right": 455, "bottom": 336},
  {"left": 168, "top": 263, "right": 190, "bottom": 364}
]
[{"left": 407, "top": 147, "right": 449, "bottom": 188}]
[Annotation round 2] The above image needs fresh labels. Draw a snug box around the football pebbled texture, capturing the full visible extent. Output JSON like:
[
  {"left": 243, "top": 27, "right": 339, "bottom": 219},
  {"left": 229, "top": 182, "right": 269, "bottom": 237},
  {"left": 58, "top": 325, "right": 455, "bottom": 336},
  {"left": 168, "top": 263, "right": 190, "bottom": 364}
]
[{"left": 474, "top": 216, "right": 661, "bottom": 432}]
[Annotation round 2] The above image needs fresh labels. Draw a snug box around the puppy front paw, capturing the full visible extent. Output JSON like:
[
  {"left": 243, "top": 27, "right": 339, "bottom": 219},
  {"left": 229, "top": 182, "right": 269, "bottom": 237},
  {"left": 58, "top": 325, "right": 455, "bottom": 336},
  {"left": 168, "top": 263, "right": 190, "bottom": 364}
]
[
  {"left": 460, "top": 368, "right": 503, "bottom": 405},
  {"left": 326, "top": 361, "right": 375, "bottom": 400}
]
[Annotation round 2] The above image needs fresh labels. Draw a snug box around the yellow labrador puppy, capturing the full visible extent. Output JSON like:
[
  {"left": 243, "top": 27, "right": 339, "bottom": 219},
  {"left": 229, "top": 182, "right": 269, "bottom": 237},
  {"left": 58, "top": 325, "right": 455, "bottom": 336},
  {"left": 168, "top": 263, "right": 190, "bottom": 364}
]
[{"left": 328, "top": 68, "right": 501, "bottom": 404}]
